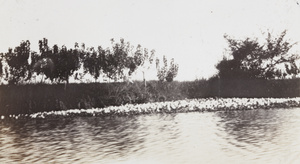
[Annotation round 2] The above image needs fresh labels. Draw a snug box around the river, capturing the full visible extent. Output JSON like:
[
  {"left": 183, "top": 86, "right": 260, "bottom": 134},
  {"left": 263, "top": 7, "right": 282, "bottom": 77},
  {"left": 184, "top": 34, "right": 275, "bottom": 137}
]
[{"left": 1, "top": 108, "right": 300, "bottom": 163}]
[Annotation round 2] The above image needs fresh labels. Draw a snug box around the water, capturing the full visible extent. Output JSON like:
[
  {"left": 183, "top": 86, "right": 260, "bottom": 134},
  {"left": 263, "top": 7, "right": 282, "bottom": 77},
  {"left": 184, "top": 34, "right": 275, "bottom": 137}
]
[{"left": 1, "top": 108, "right": 300, "bottom": 164}]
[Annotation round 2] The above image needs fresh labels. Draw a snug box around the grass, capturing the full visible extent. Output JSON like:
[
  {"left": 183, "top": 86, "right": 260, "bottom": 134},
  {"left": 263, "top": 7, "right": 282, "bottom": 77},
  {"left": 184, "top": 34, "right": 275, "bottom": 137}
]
[{"left": 0, "top": 78, "right": 300, "bottom": 115}]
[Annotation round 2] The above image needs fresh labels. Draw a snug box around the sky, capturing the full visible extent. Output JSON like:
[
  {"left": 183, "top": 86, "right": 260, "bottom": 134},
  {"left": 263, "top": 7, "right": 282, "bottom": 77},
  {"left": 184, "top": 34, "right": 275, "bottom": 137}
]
[{"left": 1, "top": 0, "right": 300, "bottom": 81}]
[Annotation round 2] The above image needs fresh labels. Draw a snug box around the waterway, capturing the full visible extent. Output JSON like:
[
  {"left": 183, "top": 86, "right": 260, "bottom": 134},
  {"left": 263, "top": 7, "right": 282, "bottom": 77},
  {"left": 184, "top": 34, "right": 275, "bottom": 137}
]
[{"left": 1, "top": 108, "right": 300, "bottom": 163}]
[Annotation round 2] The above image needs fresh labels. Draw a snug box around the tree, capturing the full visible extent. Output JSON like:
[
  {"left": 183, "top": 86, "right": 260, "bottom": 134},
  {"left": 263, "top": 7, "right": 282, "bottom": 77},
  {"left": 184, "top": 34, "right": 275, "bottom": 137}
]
[
  {"left": 102, "top": 38, "right": 129, "bottom": 81},
  {"left": 156, "top": 55, "right": 179, "bottom": 82},
  {"left": 217, "top": 30, "right": 300, "bottom": 79},
  {"left": 1, "top": 38, "right": 158, "bottom": 84},
  {"left": 156, "top": 55, "right": 168, "bottom": 82},
  {"left": 55, "top": 45, "right": 81, "bottom": 84},
  {"left": 104, "top": 38, "right": 149, "bottom": 82},
  {"left": 82, "top": 46, "right": 106, "bottom": 82},
  {"left": 32, "top": 39, "right": 58, "bottom": 82},
  {"left": 264, "top": 30, "right": 300, "bottom": 78},
  {"left": 134, "top": 45, "right": 155, "bottom": 87},
  {"left": 32, "top": 38, "right": 54, "bottom": 82},
  {"left": 33, "top": 38, "right": 81, "bottom": 84},
  {"left": 32, "top": 56, "right": 55, "bottom": 82},
  {"left": 4, "top": 40, "right": 31, "bottom": 84},
  {"left": 165, "top": 58, "right": 179, "bottom": 82}
]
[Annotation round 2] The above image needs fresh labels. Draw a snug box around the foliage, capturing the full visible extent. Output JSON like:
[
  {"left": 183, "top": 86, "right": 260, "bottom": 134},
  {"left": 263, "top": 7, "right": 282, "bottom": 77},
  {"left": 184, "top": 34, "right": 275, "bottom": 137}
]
[
  {"left": 156, "top": 55, "right": 179, "bottom": 82},
  {"left": 156, "top": 56, "right": 168, "bottom": 82},
  {"left": 82, "top": 46, "right": 106, "bottom": 81},
  {"left": 33, "top": 38, "right": 56, "bottom": 81},
  {"left": 0, "top": 38, "right": 173, "bottom": 85},
  {"left": 103, "top": 38, "right": 131, "bottom": 81},
  {"left": 99, "top": 38, "right": 155, "bottom": 82},
  {"left": 4, "top": 40, "right": 31, "bottom": 84},
  {"left": 166, "top": 58, "right": 179, "bottom": 82},
  {"left": 217, "top": 30, "right": 300, "bottom": 79},
  {"left": 58, "top": 46, "right": 80, "bottom": 83},
  {"left": 33, "top": 38, "right": 81, "bottom": 83},
  {"left": 134, "top": 45, "right": 155, "bottom": 83}
]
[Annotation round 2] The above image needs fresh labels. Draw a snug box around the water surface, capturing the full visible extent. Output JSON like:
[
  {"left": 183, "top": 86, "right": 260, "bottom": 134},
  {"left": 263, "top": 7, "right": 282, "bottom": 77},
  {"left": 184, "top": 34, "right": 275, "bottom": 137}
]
[{"left": 1, "top": 108, "right": 300, "bottom": 163}]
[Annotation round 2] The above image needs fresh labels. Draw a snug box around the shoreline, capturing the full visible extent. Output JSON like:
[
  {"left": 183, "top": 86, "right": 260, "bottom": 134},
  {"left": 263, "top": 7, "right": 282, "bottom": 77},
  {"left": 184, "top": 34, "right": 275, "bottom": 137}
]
[
  {"left": 1, "top": 79, "right": 299, "bottom": 116},
  {"left": 2, "top": 97, "right": 300, "bottom": 119}
]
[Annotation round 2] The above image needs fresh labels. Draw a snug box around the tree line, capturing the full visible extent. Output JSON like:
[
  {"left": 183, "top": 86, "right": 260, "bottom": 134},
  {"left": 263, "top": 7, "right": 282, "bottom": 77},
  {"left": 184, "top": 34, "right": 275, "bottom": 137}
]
[
  {"left": 1, "top": 30, "right": 298, "bottom": 85},
  {"left": 0, "top": 38, "right": 179, "bottom": 85},
  {"left": 216, "top": 30, "right": 300, "bottom": 80}
]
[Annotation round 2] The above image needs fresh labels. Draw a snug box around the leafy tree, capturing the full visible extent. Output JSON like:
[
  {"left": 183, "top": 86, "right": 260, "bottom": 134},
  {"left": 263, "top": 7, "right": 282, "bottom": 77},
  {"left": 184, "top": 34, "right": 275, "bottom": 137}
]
[
  {"left": 32, "top": 56, "right": 55, "bottom": 82},
  {"left": 97, "top": 39, "right": 157, "bottom": 83},
  {"left": 156, "top": 56, "right": 167, "bottom": 82},
  {"left": 82, "top": 46, "right": 106, "bottom": 82},
  {"left": 166, "top": 58, "right": 179, "bottom": 82},
  {"left": 264, "top": 30, "right": 300, "bottom": 78},
  {"left": 55, "top": 45, "right": 81, "bottom": 84},
  {"left": 103, "top": 49, "right": 117, "bottom": 81},
  {"left": 217, "top": 30, "right": 300, "bottom": 79},
  {"left": 33, "top": 38, "right": 56, "bottom": 82},
  {"left": 104, "top": 38, "right": 135, "bottom": 81},
  {"left": 156, "top": 55, "right": 179, "bottom": 82},
  {"left": 134, "top": 45, "right": 155, "bottom": 87},
  {"left": 4, "top": 40, "right": 31, "bottom": 84},
  {"left": 1, "top": 38, "right": 157, "bottom": 84},
  {"left": 33, "top": 38, "right": 81, "bottom": 84},
  {"left": 127, "top": 44, "right": 143, "bottom": 76}
]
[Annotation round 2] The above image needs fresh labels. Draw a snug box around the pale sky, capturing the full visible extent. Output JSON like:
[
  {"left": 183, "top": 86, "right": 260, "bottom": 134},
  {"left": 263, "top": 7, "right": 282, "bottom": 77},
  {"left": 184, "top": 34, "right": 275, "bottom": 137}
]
[{"left": 1, "top": 0, "right": 300, "bottom": 81}]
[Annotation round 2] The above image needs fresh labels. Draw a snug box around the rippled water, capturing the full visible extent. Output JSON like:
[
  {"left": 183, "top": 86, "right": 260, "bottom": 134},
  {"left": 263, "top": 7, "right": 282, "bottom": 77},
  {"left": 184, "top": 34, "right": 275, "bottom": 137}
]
[{"left": 1, "top": 108, "right": 300, "bottom": 164}]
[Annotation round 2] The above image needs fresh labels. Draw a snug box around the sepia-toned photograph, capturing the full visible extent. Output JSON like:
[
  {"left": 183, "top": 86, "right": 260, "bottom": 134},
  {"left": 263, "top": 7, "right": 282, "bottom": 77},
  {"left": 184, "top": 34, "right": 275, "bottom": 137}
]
[{"left": 1, "top": 0, "right": 300, "bottom": 163}]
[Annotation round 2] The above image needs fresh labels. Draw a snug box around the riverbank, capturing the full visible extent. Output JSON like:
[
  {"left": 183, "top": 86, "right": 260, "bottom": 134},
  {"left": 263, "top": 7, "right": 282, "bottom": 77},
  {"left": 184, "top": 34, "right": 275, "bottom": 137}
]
[
  {"left": 2, "top": 97, "right": 300, "bottom": 119},
  {"left": 0, "top": 78, "right": 299, "bottom": 116},
  {"left": 0, "top": 81, "right": 188, "bottom": 115}
]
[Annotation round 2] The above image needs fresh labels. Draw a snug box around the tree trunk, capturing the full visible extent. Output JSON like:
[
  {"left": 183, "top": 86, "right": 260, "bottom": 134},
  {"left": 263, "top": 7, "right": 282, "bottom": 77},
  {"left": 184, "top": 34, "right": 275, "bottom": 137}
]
[
  {"left": 99, "top": 71, "right": 101, "bottom": 83},
  {"left": 41, "top": 74, "right": 44, "bottom": 83},
  {"left": 64, "top": 75, "right": 69, "bottom": 90}
]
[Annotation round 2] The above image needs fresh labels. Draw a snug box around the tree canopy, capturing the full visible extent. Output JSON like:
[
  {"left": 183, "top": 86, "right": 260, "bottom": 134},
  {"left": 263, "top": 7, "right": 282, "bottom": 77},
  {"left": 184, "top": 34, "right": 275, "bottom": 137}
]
[
  {"left": 156, "top": 55, "right": 179, "bottom": 82},
  {"left": 4, "top": 40, "right": 31, "bottom": 84},
  {"left": 216, "top": 30, "right": 300, "bottom": 79},
  {"left": 0, "top": 38, "right": 163, "bottom": 85}
]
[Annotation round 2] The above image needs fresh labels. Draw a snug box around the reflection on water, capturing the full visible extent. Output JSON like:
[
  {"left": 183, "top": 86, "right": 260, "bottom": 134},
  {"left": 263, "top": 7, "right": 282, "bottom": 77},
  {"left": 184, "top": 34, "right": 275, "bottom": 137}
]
[{"left": 1, "top": 108, "right": 300, "bottom": 163}]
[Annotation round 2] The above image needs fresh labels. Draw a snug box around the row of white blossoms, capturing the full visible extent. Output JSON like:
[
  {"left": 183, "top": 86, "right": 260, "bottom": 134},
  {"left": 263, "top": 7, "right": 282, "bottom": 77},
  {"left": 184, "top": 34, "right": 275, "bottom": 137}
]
[
  {"left": 2, "top": 97, "right": 300, "bottom": 119},
  {"left": 26, "top": 97, "right": 300, "bottom": 119}
]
